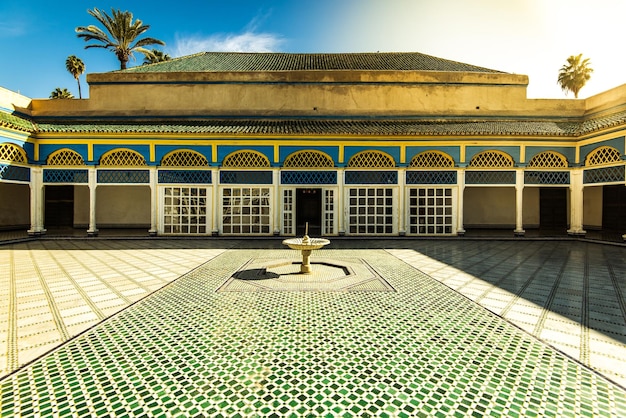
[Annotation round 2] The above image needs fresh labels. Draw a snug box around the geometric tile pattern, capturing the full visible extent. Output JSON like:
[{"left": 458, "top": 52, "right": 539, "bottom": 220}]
[
  {"left": 283, "top": 151, "right": 334, "bottom": 168},
  {"left": 585, "top": 146, "right": 621, "bottom": 166},
  {"left": 222, "top": 150, "right": 270, "bottom": 168},
  {"left": 468, "top": 150, "right": 514, "bottom": 168},
  {"left": 99, "top": 149, "right": 146, "bottom": 167},
  {"left": 408, "top": 151, "right": 455, "bottom": 168},
  {"left": 1, "top": 239, "right": 625, "bottom": 417},
  {"left": 526, "top": 151, "right": 568, "bottom": 168},
  {"left": 46, "top": 149, "right": 85, "bottom": 166},
  {"left": 347, "top": 150, "right": 395, "bottom": 168},
  {"left": 160, "top": 150, "right": 208, "bottom": 167},
  {"left": 0, "top": 143, "right": 27, "bottom": 163}
]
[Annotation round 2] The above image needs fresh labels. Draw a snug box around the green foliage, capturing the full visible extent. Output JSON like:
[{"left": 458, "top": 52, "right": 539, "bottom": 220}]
[
  {"left": 50, "top": 88, "right": 74, "bottom": 99},
  {"left": 65, "top": 55, "right": 85, "bottom": 99},
  {"left": 76, "top": 8, "right": 165, "bottom": 70},
  {"left": 557, "top": 54, "right": 593, "bottom": 98},
  {"left": 143, "top": 49, "right": 171, "bottom": 65}
]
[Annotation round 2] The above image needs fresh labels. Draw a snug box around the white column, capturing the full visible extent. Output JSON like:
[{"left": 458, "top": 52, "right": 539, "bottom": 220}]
[
  {"left": 568, "top": 169, "right": 586, "bottom": 236},
  {"left": 212, "top": 168, "right": 220, "bottom": 236},
  {"left": 398, "top": 169, "right": 406, "bottom": 236},
  {"left": 148, "top": 167, "right": 157, "bottom": 236},
  {"left": 87, "top": 167, "right": 98, "bottom": 236},
  {"left": 338, "top": 169, "right": 345, "bottom": 235},
  {"left": 28, "top": 167, "right": 46, "bottom": 236},
  {"left": 456, "top": 169, "right": 466, "bottom": 236},
  {"left": 273, "top": 169, "right": 281, "bottom": 235},
  {"left": 514, "top": 169, "right": 525, "bottom": 236}
]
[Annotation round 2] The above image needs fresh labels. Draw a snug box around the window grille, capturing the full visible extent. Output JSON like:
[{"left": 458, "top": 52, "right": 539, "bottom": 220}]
[
  {"left": 43, "top": 169, "right": 88, "bottom": 183},
  {"left": 222, "top": 187, "right": 271, "bottom": 234},
  {"left": 161, "top": 150, "right": 208, "bottom": 167},
  {"left": 100, "top": 149, "right": 147, "bottom": 166},
  {"left": 583, "top": 166, "right": 625, "bottom": 184},
  {"left": 283, "top": 150, "right": 334, "bottom": 168},
  {"left": 585, "top": 146, "right": 621, "bottom": 166},
  {"left": 222, "top": 150, "right": 270, "bottom": 168},
  {"left": 283, "top": 189, "right": 294, "bottom": 235},
  {"left": 524, "top": 171, "right": 569, "bottom": 185},
  {"left": 468, "top": 150, "right": 514, "bottom": 168},
  {"left": 0, "top": 143, "right": 27, "bottom": 163},
  {"left": 348, "top": 188, "right": 394, "bottom": 234},
  {"left": 347, "top": 151, "right": 395, "bottom": 168},
  {"left": 0, "top": 163, "right": 30, "bottom": 182},
  {"left": 47, "top": 149, "right": 85, "bottom": 166},
  {"left": 408, "top": 188, "right": 454, "bottom": 235},
  {"left": 409, "top": 151, "right": 454, "bottom": 168},
  {"left": 406, "top": 171, "right": 457, "bottom": 185},
  {"left": 163, "top": 187, "right": 209, "bottom": 234},
  {"left": 526, "top": 151, "right": 567, "bottom": 168},
  {"left": 97, "top": 170, "right": 149, "bottom": 183},
  {"left": 281, "top": 171, "right": 337, "bottom": 184},
  {"left": 158, "top": 170, "right": 212, "bottom": 184},
  {"left": 324, "top": 189, "right": 334, "bottom": 235}
]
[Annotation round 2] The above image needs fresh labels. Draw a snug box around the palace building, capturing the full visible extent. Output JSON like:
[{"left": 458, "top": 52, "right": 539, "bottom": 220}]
[{"left": 0, "top": 52, "right": 625, "bottom": 239}]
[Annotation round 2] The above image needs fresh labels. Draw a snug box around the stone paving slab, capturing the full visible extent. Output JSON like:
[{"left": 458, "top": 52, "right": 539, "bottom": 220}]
[{"left": 1, "top": 246, "right": 626, "bottom": 417}]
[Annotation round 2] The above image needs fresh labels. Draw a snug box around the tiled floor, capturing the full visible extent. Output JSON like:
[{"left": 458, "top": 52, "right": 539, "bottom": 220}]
[{"left": 0, "top": 236, "right": 625, "bottom": 416}]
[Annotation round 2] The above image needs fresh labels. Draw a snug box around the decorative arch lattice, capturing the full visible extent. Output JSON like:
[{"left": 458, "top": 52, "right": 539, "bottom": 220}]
[
  {"left": 468, "top": 150, "right": 514, "bottom": 168},
  {"left": 409, "top": 151, "right": 454, "bottom": 168},
  {"left": 526, "top": 151, "right": 568, "bottom": 168},
  {"left": 347, "top": 150, "right": 395, "bottom": 168},
  {"left": 283, "top": 150, "right": 334, "bottom": 168},
  {"left": 161, "top": 150, "right": 208, "bottom": 167},
  {"left": 0, "top": 143, "right": 27, "bottom": 163},
  {"left": 585, "top": 146, "right": 622, "bottom": 166},
  {"left": 99, "top": 149, "right": 147, "bottom": 166},
  {"left": 47, "top": 149, "right": 85, "bottom": 166},
  {"left": 222, "top": 150, "right": 270, "bottom": 168}
]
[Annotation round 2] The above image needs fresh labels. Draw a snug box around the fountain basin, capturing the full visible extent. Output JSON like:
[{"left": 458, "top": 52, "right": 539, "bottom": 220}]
[{"left": 282, "top": 237, "right": 330, "bottom": 251}]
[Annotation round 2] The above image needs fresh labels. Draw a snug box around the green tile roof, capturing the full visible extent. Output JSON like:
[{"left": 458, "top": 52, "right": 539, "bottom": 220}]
[
  {"left": 122, "top": 52, "right": 506, "bottom": 73},
  {"left": 0, "top": 111, "right": 35, "bottom": 133}
]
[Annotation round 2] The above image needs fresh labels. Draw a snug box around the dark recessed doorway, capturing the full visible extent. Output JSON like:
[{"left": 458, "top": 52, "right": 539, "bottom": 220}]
[
  {"left": 539, "top": 188, "right": 567, "bottom": 230},
  {"left": 602, "top": 185, "right": 626, "bottom": 233},
  {"left": 296, "top": 188, "right": 322, "bottom": 236},
  {"left": 45, "top": 185, "right": 74, "bottom": 227}
]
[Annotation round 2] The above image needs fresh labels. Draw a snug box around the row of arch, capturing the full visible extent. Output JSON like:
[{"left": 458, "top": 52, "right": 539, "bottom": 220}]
[{"left": 0, "top": 143, "right": 623, "bottom": 169}]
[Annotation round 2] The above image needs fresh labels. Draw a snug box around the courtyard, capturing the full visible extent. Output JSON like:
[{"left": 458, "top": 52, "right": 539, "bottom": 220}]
[{"left": 0, "top": 235, "right": 625, "bottom": 416}]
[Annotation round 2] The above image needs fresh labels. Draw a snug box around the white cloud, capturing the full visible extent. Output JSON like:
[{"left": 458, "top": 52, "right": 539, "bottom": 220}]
[{"left": 171, "top": 31, "right": 283, "bottom": 57}]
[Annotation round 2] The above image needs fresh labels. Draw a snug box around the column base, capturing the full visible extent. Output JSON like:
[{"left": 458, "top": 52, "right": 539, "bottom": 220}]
[
  {"left": 457, "top": 229, "right": 466, "bottom": 237},
  {"left": 27, "top": 228, "right": 46, "bottom": 237},
  {"left": 87, "top": 229, "right": 99, "bottom": 237},
  {"left": 514, "top": 229, "right": 525, "bottom": 237},
  {"left": 567, "top": 228, "right": 586, "bottom": 237},
  {"left": 148, "top": 229, "right": 157, "bottom": 237}
]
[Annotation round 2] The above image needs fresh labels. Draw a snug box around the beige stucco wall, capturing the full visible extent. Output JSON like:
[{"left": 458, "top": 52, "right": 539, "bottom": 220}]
[
  {"left": 95, "top": 186, "right": 150, "bottom": 227},
  {"left": 0, "top": 183, "right": 30, "bottom": 228},
  {"left": 73, "top": 186, "right": 90, "bottom": 227},
  {"left": 522, "top": 188, "right": 540, "bottom": 228},
  {"left": 583, "top": 186, "right": 603, "bottom": 229},
  {"left": 463, "top": 187, "right": 516, "bottom": 227}
]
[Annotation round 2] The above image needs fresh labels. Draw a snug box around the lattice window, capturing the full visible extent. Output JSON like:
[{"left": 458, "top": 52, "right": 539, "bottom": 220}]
[
  {"left": 283, "top": 150, "right": 334, "bottom": 168},
  {"left": 465, "top": 171, "right": 516, "bottom": 184},
  {"left": 281, "top": 171, "right": 337, "bottom": 185},
  {"left": 100, "top": 149, "right": 147, "bottom": 166},
  {"left": 408, "top": 188, "right": 454, "bottom": 235},
  {"left": 526, "top": 151, "right": 567, "bottom": 168},
  {"left": 220, "top": 171, "right": 273, "bottom": 184},
  {"left": 345, "top": 171, "right": 398, "bottom": 185},
  {"left": 348, "top": 151, "right": 395, "bottom": 168},
  {"left": 584, "top": 166, "right": 625, "bottom": 184},
  {"left": 348, "top": 188, "right": 394, "bottom": 234},
  {"left": 406, "top": 171, "right": 457, "bottom": 185},
  {"left": 222, "top": 150, "right": 270, "bottom": 168},
  {"left": 585, "top": 146, "right": 621, "bottom": 166},
  {"left": 0, "top": 163, "right": 30, "bottom": 182},
  {"left": 161, "top": 150, "right": 208, "bottom": 167},
  {"left": 468, "top": 151, "right": 514, "bottom": 168},
  {"left": 158, "top": 170, "right": 212, "bottom": 184},
  {"left": 524, "top": 171, "right": 570, "bottom": 185},
  {"left": 97, "top": 170, "right": 150, "bottom": 183},
  {"left": 47, "top": 149, "right": 85, "bottom": 166},
  {"left": 43, "top": 169, "right": 88, "bottom": 183},
  {"left": 0, "top": 143, "right": 27, "bottom": 163},
  {"left": 409, "top": 151, "right": 454, "bottom": 168}
]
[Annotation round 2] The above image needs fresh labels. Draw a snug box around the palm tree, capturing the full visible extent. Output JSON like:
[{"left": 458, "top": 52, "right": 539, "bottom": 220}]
[
  {"left": 143, "top": 49, "right": 171, "bottom": 65},
  {"left": 557, "top": 54, "right": 593, "bottom": 98},
  {"left": 65, "top": 55, "right": 85, "bottom": 99},
  {"left": 50, "top": 88, "right": 74, "bottom": 99},
  {"left": 75, "top": 8, "right": 165, "bottom": 70}
]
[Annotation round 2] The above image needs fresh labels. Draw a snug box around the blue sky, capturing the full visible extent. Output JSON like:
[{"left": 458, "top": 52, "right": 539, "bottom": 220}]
[{"left": 1, "top": 0, "right": 625, "bottom": 99}]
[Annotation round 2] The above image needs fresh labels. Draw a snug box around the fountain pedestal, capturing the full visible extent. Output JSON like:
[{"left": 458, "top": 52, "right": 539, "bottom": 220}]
[{"left": 282, "top": 233, "right": 330, "bottom": 274}]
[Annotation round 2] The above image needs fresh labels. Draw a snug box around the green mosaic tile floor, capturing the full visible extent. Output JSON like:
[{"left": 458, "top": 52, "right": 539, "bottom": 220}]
[{"left": 2, "top": 247, "right": 625, "bottom": 417}]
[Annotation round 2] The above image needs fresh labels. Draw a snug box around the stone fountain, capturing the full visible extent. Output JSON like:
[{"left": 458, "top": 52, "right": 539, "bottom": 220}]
[{"left": 282, "top": 223, "right": 330, "bottom": 274}]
